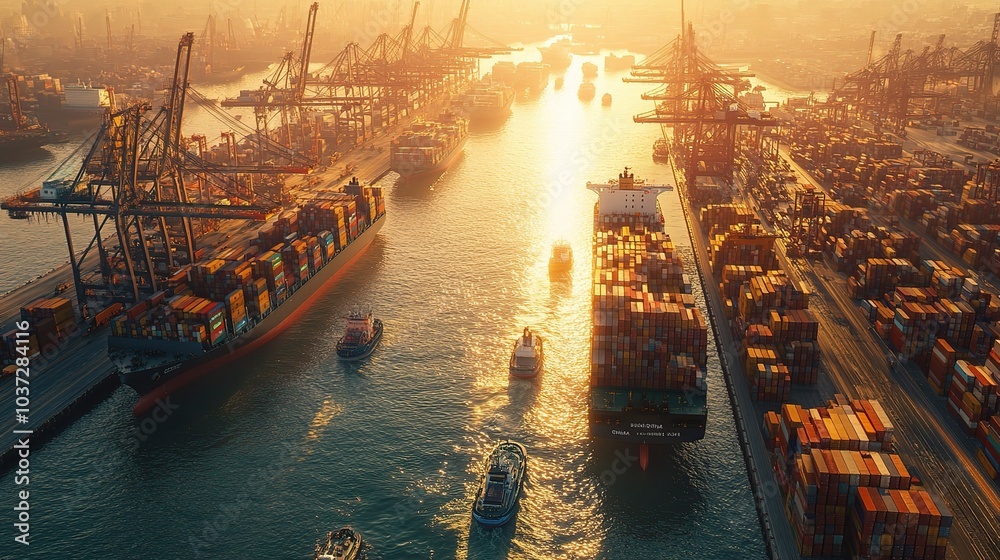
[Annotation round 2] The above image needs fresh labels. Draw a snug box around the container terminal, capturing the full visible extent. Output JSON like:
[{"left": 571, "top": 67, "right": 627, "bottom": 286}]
[
  {"left": 0, "top": 0, "right": 513, "bottom": 461},
  {"left": 2, "top": 1, "right": 1000, "bottom": 558},
  {"left": 628, "top": 12, "right": 1000, "bottom": 560}
]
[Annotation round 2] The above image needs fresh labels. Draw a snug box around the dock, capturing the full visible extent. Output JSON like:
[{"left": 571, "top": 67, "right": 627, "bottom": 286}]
[
  {"left": 667, "top": 156, "right": 799, "bottom": 560},
  {"left": 0, "top": 126, "right": 403, "bottom": 465}
]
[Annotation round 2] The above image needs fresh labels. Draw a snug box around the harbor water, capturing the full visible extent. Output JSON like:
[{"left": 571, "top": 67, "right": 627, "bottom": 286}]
[{"left": 0, "top": 51, "right": 767, "bottom": 559}]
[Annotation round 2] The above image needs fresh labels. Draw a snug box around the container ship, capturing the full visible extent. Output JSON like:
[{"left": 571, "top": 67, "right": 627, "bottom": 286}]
[
  {"left": 453, "top": 82, "right": 514, "bottom": 123},
  {"left": 109, "top": 179, "right": 386, "bottom": 415},
  {"left": 513, "top": 62, "right": 551, "bottom": 92},
  {"left": 604, "top": 53, "right": 636, "bottom": 72},
  {"left": 588, "top": 168, "right": 708, "bottom": 445},
  {"left": 1, "top": 75, "right": 50, "bottom": 156},
  {"left": 389, "top": 112, "right": 468, "bottom": 178},
  {"left": 538, "top": 38, "right": 572, "bottom": 69}
]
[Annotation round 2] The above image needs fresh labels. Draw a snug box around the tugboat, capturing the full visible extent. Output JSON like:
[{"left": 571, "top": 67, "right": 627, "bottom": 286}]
[
  {"left": 652, "top": 138, "right": 670, "bottom": 162},
  {"left": 602, "top": 93, "right": 612, "bottom": 106},
  {"left": 336, "top": 309, "right": 383, "bottom": 360},
  {"left": 509, "top": 327, "right": 543, "bottom": 379},
  {"left": 472, "top": 440, "right": 528, "bottom": 527},
  {"left": 578, "top": 81, "right": 596, "bottom": 101},
  {"left": 548, "top": 241, "right": 573, "bottom": 276},
  {"left": 314, "top": 527, "right": 363, "bottom": 560}
]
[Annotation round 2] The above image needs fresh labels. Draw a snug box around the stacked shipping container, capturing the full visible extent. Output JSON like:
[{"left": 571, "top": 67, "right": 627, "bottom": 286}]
[
  {"left": 763, "top": 398, "right": 952, "bottom": 559},
  {"left": 108, "top": 184, "right": 385, "bottom": 350},
  {"left": 591, "top": 227, "right": 708, "bottom": 390}
]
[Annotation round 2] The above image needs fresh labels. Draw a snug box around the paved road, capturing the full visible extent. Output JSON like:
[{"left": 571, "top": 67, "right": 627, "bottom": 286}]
[{"left": 769, "top": 150, "right": 1000, "bottom": 559}]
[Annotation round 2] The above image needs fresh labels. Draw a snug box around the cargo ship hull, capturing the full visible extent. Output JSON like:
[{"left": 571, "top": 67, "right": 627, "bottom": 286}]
[
  {"left": 588, "top": 415, "right": 707, "bottom": 444},
  {"left": 0, "top": 133, "right": 49, "bottom": 156},
  {"left": 587, "top": 170, "right": 708, "bottom": 446},
  {"left": 464, "top": 104, "right": 512, "bottom": 123},
  {"left": 589, "top": 386, "right": 707, "bottom": 444},
  {"left": 115, "top": 215, "right": 384, "bottom": 414},
  {"left": 393, "top": 135, "right": 467, "bottom": 179}
]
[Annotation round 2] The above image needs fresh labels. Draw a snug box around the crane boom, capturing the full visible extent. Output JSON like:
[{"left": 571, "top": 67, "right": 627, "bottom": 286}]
[{"left": 296, "top": 3, "right": 319, "bottom": 99}]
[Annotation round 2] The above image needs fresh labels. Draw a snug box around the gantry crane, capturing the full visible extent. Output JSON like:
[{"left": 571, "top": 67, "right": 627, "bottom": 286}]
[
  {"left": 1, "top": 33, "right": 309, "bottom": 310},
  {"left": 834, "top": 13, "right": 1000, "bottom": 132},
  {"left": 628, "top": 22, "right": 778, "bottom": 201},
  {"left": 226, "top": 0, "right": 511, "bottom": 151},
  {"left": 222, "top": 2, "right": 320, "bottom": 158}
]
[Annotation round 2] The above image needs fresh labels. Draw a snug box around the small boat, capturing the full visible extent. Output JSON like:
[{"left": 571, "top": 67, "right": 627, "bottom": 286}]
[
  {"left": 336, "top": 309, "right": 383, "bottom": 360},
  {"left": 578, "top": 81, "right": 596, "bottom": 101},
  {"left": 554, "top": 76, "right": 564, "bottom": 90},
  {"left": 602, "top": 93, "right": 612, "bottom": 106},
  {"left": 509, "top": 327, "right": 543, "bottom": 378},
  {"left": 472, "top": 440, "right": 528, "bottom": 527},
  {"left": 582, "top": 61, "right": 598, "bottom": 79},
  {"left": 548, "top": 241, "right": 573, "bottom": 276},
  {"left": 314, "top": 527, "right": 363, "bottom": 560},
  {"left": 652, "top": 138, "right": 670, "bottom": 161}
]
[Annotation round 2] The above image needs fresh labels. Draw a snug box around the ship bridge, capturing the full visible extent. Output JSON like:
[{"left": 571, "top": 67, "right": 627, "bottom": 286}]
[{"left": 587, "top": 167, "right": 673, "bottom": 219}]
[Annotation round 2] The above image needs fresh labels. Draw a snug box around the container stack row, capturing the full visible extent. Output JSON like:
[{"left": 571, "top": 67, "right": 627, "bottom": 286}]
[
  {"left": 976, "top": 415, "right": 1000, "bottom": 480},
  {"left": 762, "top": 398, "right": 951, "bottom": 560},
  {"left": 2, "top": 297, "right": 76, "bottom": 363},
  {"left": 849, "top": 486, "right": 953, "bottom": 560},
  {"left": 701, "top": 203, "right": 821, "bottom": 396},
  {"left": 848, "top": 258, "right": 924, "bottom": 300},
  {"left": 590, "top": 227, "right": 707, "bottom": 391},
  {"left": 948, "top": 357, "right": 999, "bottom": 435},
  {"left": 107, "top": 184, "right": 389, "bottom": 350}
]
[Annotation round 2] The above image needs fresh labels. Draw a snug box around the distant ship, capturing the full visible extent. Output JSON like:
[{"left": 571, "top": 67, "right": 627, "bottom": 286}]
[
  {"left": 472, "top": 440, "right": 527, "bottom": 527},
  {"left": 578, "top": 82, "right": 596, "bottom": 101},
  {"left": 1, "top": 76, "right": 50, "bottom": 158},
  {"left": 548, "top": 241, "right": 573, "bottom": 276},
  {"left": 111, "top": 179, "right": 387, "bottom": 415},
  {"left": 509, "top": 327, "right": 543, "bottom": 379},
  {"left": 582, "top": 62, "right": 598, "bottom": 79},
  {"left": 0, "top": 126, "right": 49, "bottom": 156},
  {"left": 604, "top": 53, "right": 637, "bottom": 72},
  {"left": 491, "top": 61, "right": 516, "bottom": 85},
  {"left": 652, "top": 138, "right": 670, "bottom": 162},
  {"left": 514, "top": 62, "right": 551, "bottom": 92},
  {"left": 587, "top": 168, "right": 708, "bottom": 445},
  {"left": 453, "top": 82, "right": 514, "bottom": 123},
  {"left": 191, "top": 64, "right": 247, "bottom": 84},
  {"left": 390, "top": 112, "right": 469, "bottom": 178},
  {"left": 314, "top": 527, "right": 363, "bottom": 560},
  {"left": 739, "top": 89, "right": 766, "bottom": 111},
  {"left": 602, "top": 93, "right": 612, "bottom": 106},
  {"left": 538, "top": 38, "right": 572, "bottom": 69}
]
